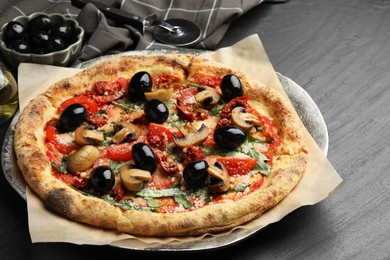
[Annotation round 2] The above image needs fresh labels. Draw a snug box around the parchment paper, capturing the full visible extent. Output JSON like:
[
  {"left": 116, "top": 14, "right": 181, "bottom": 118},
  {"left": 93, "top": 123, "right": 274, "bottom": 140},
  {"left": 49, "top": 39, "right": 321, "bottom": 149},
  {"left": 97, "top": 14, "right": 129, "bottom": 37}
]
[{"left": 17, "top": 34, "right": 343, "bottom": 247}]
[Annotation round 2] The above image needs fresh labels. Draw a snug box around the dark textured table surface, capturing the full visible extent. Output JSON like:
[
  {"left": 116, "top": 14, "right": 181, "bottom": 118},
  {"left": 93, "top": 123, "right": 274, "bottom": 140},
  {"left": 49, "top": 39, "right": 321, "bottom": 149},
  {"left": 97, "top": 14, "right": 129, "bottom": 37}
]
[{"left": 1, "top": 0, "right": 390, "bottom": 259}]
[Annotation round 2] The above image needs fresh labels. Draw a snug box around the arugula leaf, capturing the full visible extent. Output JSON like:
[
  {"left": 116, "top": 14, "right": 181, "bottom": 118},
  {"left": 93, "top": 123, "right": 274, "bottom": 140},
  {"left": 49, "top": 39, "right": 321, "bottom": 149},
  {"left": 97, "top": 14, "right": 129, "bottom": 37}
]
[
  {"left": 246, "top": 135, "right": 274, "bottom": 144},
  {"left": 51, "top": 156, "right": 68, "bottom": 174},
  {"left": 146, "top": 197, "right": 162, "bottom": 208},
  {"left": 135, "top": 187, "right": 186, "bottom": 198},
  {"left": 112, "top": 100, "right": 141, "bottom": 111},
  {"left": 110, "top": 161, "right": 128, "bottom": 174},
  {"left": 174, "top": 194, "right": 193, "bottom": 209},
  {"left": 226, "top": 184, "right": 250, "bottom": 193},
  {"left": 248, "top": 149, "right": 271, "bottom": 176}
]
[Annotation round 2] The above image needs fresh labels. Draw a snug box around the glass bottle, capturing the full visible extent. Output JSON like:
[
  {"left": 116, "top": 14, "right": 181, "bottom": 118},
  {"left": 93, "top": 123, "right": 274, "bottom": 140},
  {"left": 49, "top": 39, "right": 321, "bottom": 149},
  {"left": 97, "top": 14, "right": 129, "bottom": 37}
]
[{"left": 0, "top": 60, "right": 18, "bottom": 125}]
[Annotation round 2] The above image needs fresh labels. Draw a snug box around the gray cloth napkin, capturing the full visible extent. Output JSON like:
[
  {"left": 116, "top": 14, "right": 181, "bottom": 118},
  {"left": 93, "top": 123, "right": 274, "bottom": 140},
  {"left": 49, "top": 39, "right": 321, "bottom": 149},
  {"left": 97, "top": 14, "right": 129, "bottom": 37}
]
[{"left": 0, "top": 0, "right": 274, "bottom": 66}]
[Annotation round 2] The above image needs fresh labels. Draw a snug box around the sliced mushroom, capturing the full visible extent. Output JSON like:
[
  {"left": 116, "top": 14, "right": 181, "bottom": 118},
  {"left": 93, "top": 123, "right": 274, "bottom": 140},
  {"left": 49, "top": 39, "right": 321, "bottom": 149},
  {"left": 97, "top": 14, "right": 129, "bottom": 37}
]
[
  {"left": 112, "top": 122, "right": 141, "bottom": 144},
  {"left": 119, "top": 166, "right": 152, "bottom": 191},
  {"left": 231, "top": 106, "right": 261, "bottom": 132},
  {"left": 67, "top": 145, "right": 100, "bottom": 173},
  {"left": 145, "top": 88, "right": 174, "bottom": 102},
  {"left": 172, "top": 123, "right": 210, "bottom": 148},
  {"left": 75, "top": 124, "right": 104, "bottom": 146},
  {"left": 195, "top": 86, "right": 221, "bottom": 109},
  {"left": 207, "top": 161, "right": 230, "bottom": 193}
]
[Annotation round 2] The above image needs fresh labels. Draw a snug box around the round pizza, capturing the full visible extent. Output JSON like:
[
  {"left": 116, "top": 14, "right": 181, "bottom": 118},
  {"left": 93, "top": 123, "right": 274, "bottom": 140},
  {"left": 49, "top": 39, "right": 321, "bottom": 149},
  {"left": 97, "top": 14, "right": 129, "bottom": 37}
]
[{"left": 14, "top": 54, "right": 308, "bottom": 237}]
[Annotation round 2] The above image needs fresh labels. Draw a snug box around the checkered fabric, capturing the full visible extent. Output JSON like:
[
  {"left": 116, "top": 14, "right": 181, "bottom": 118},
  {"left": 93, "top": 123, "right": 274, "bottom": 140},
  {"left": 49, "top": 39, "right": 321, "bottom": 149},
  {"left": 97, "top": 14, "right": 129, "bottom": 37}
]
[{"left": 0, "top": 0, "right": 272, "bottom": 65}]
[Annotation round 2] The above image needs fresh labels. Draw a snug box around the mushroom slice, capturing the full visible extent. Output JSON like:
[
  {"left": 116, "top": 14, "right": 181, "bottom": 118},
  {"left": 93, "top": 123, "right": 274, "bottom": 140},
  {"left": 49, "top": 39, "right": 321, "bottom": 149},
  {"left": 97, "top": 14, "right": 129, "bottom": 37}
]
[
  {"left": 67, "top": 145, "right": 100, "bottom": 173},
  {"left": 172, "top": 123, "right": 210, "bottom": 148},
  {"left": 75, "top": 124, "right": 104, "bottom": 146},
  {"left": 145, "top": 88, "right": 174, "bottom": 102},
  {"left": 231, "top": 106, "right": 261, "bottom": 132},
  {"left": 195, "top": 86, "right": 221, "bottom": 109},
  {"left": 112, "top": 122, "right": 141, "bottom": 144},
  {"left": 207, "top": 161, "right": 230, "bottom": 193},
  {"left": 119, "top": 166, "right": 152, "bottom": 191}
]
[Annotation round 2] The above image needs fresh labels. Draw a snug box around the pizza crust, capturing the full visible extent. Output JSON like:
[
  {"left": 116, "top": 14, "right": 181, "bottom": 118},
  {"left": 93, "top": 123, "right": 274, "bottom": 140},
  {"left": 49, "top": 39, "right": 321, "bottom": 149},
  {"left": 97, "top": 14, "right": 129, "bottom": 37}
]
[{"left": 14, "top": 54, "right": 308, "bottom": 237}]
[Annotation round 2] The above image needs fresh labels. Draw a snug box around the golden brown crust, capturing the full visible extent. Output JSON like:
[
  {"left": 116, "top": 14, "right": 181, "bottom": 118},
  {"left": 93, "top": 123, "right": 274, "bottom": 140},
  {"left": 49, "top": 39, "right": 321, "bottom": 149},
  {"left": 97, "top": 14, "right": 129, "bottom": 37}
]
[{"left": 14, "top": 53, "right": 308, "bottom": 237}]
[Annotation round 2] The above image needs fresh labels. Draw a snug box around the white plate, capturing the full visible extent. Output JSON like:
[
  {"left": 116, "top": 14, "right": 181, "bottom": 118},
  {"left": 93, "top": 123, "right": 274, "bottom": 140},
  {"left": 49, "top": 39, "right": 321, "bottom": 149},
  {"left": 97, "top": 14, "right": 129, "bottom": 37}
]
[{"left": 1, "top": 51, "right": 328, "bottom": 251}]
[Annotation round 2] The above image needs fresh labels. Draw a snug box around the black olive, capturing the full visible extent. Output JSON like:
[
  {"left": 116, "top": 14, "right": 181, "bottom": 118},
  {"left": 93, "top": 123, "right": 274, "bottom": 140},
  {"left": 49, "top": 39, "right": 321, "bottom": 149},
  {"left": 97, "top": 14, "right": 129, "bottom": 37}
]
[
  {"left": 132, "top": 142, "right": 157, "bottom": 173},
  {"left": 4, "top": 21, "right": 26, "bottom": 42},
  {"left": 29, "top": 30, "right": 50, "bottom": 48},
  {"left": 28, "top": 14, "right": 52, "bottom": 31},
  {"left": 51, "top": 20, "right": 75, "bottom": 43},
  {"left": 91, "top": 166, "right": 115, "bottom": 193},
  {"left": 213, "top": 125, "right": 246, "bottom": 149},
  {"left": 8, "top": 39, "right": 31, "bottom": 53},
  {"left": 144, "top": 99, "right": 169, "bottom": 124},
  {"left": 221, "top": 74, "right": 243, "bottom": 101},
  {"left": 49, "top": 36, "right": 66, "bottom": 52},
  {"left": 127, "top": 71, "right": 152, "bottom": 101},
  {"left": 59, "top": 103, "right": 87, "bottom": 132},
  {"left": 183, "top": 160, "right": 209, "bottom": 188}
]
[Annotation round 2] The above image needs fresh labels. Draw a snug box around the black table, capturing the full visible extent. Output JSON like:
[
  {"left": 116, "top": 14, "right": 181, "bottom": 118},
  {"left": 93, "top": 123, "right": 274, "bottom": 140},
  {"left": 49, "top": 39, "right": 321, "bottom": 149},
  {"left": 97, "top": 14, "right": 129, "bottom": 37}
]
[{"left": 1, "top": 0, "right": 390, "bottom": 259}]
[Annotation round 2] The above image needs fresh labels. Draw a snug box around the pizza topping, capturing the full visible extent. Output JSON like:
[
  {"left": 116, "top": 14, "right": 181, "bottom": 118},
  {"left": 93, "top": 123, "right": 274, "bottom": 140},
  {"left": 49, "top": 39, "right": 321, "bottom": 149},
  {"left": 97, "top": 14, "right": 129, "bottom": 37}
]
[
  {"left": 59, "top": 103, "right": 87, "bottom": 132},
  {"left": 90, "top": 80, "right": 126, "bottom": 103},
  {"left": 217, "top": 157, "right": 257, "bottom": 176},
  {"left": 91, "top": 165, "right": 115, "bottom": 193},
  {"left": 119, "top": 166, "right": 152, "bottom": 191},
  {"left": 207, "top": 161, "right": 230, "bottom": 193},
  {"left": 57, "top": 95, "right": 99, "bottom": 114},
  {"left": 172, "top": 123, "right": 209, "bottom": 148},
  {"left": 132, "top": 142, "right": 157, "bottom": 173},
  {"left": 183, "top": 160, "right": 209, "bottom": 189},
  {"left": 213, "top": 125, "right": 247, "bottom": 149},
  {"left": 231, "top": 106, "right": 261, "bottom": 133},
  {"left": 195, "top": 86, "right": 221, "bottom": 109},
  {"left": 144, "top": 87, "right": 174, "bottom": 102},
  {"left": 181, "top": 145, "right": 204, "bottom": 162},
  {"left": 220, "top": 74, "right": 243, "bottom": 101},
  {"left": 74, "top": 124, "right": 104, "bottom": 146},
  {"left": 127, "top": 71, "right": 152, "bottom": 101},
  {"left": 67, "top": 145, "right": 100, "bottom": 173},
  {"left": 112, "top": 122, "right": 141, "bottom": 144},
  {"left": 176, "top": 87, "right": 208, "bottom": 122},
  {"left": 104, "top": 143, "right": 133, "bottom": 162},
  {"left": 144, "top": 99, "right": 169, "bottom": 124}
]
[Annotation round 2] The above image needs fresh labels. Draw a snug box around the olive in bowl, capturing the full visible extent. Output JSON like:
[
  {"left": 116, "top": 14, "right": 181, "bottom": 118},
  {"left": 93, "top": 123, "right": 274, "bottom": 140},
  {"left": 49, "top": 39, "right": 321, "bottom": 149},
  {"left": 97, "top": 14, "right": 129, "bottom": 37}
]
[{"left": 0, "top": 12, "right": 84, "bottom": 69}]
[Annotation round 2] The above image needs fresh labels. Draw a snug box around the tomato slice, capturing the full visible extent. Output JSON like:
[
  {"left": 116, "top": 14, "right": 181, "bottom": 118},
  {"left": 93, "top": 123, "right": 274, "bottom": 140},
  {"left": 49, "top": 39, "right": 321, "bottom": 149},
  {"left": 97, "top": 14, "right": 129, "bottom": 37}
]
[
  {"left": 45, "top": 125, "right": 79, "bottom": 154},
  {"left": 147, "top": 123, "right": 175, "bottom": 142},
  {"left": 57, "top": 95, "right": 98, "bottom": 114},
  {"left": 104, "top": 143, "right": 133, "bottom": 162},
  {"left": 216, "top": 157, "right": 257, "bottom": 176}
]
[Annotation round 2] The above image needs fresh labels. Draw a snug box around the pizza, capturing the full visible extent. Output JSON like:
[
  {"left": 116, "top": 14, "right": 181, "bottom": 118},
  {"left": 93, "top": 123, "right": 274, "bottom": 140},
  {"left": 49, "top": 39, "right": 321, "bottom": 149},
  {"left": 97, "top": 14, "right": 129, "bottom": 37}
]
[{"left": 14, "top": 54, "right": 308, "bottom": 237}]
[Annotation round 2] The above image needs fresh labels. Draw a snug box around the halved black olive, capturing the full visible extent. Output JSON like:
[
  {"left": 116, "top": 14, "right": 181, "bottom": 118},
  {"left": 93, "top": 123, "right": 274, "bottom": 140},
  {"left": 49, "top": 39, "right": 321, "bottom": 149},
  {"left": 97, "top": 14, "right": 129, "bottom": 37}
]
[
  {"left": 144, "top": 99, "right": 169, "bottom": 124},
  {"left": 132, "top": 142, "right": 157, "bottom": 173},
  {"left": 221, "top": 74, "right": 243, "bottom": 101},
  {"left": 127, "top": 71, "right": 152, "bottom": 101},
  {"left": 213, "top": 125, "right": 246, "bottom": 149},
  {"left": 59, "top": 103, "right": 87, "bottom": 132},
  {"left": 183, "top": 160, "right": 209, "bottom": 188},
  {"left": 91, "top": 166, "right": 115, "bottom": 193}
]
